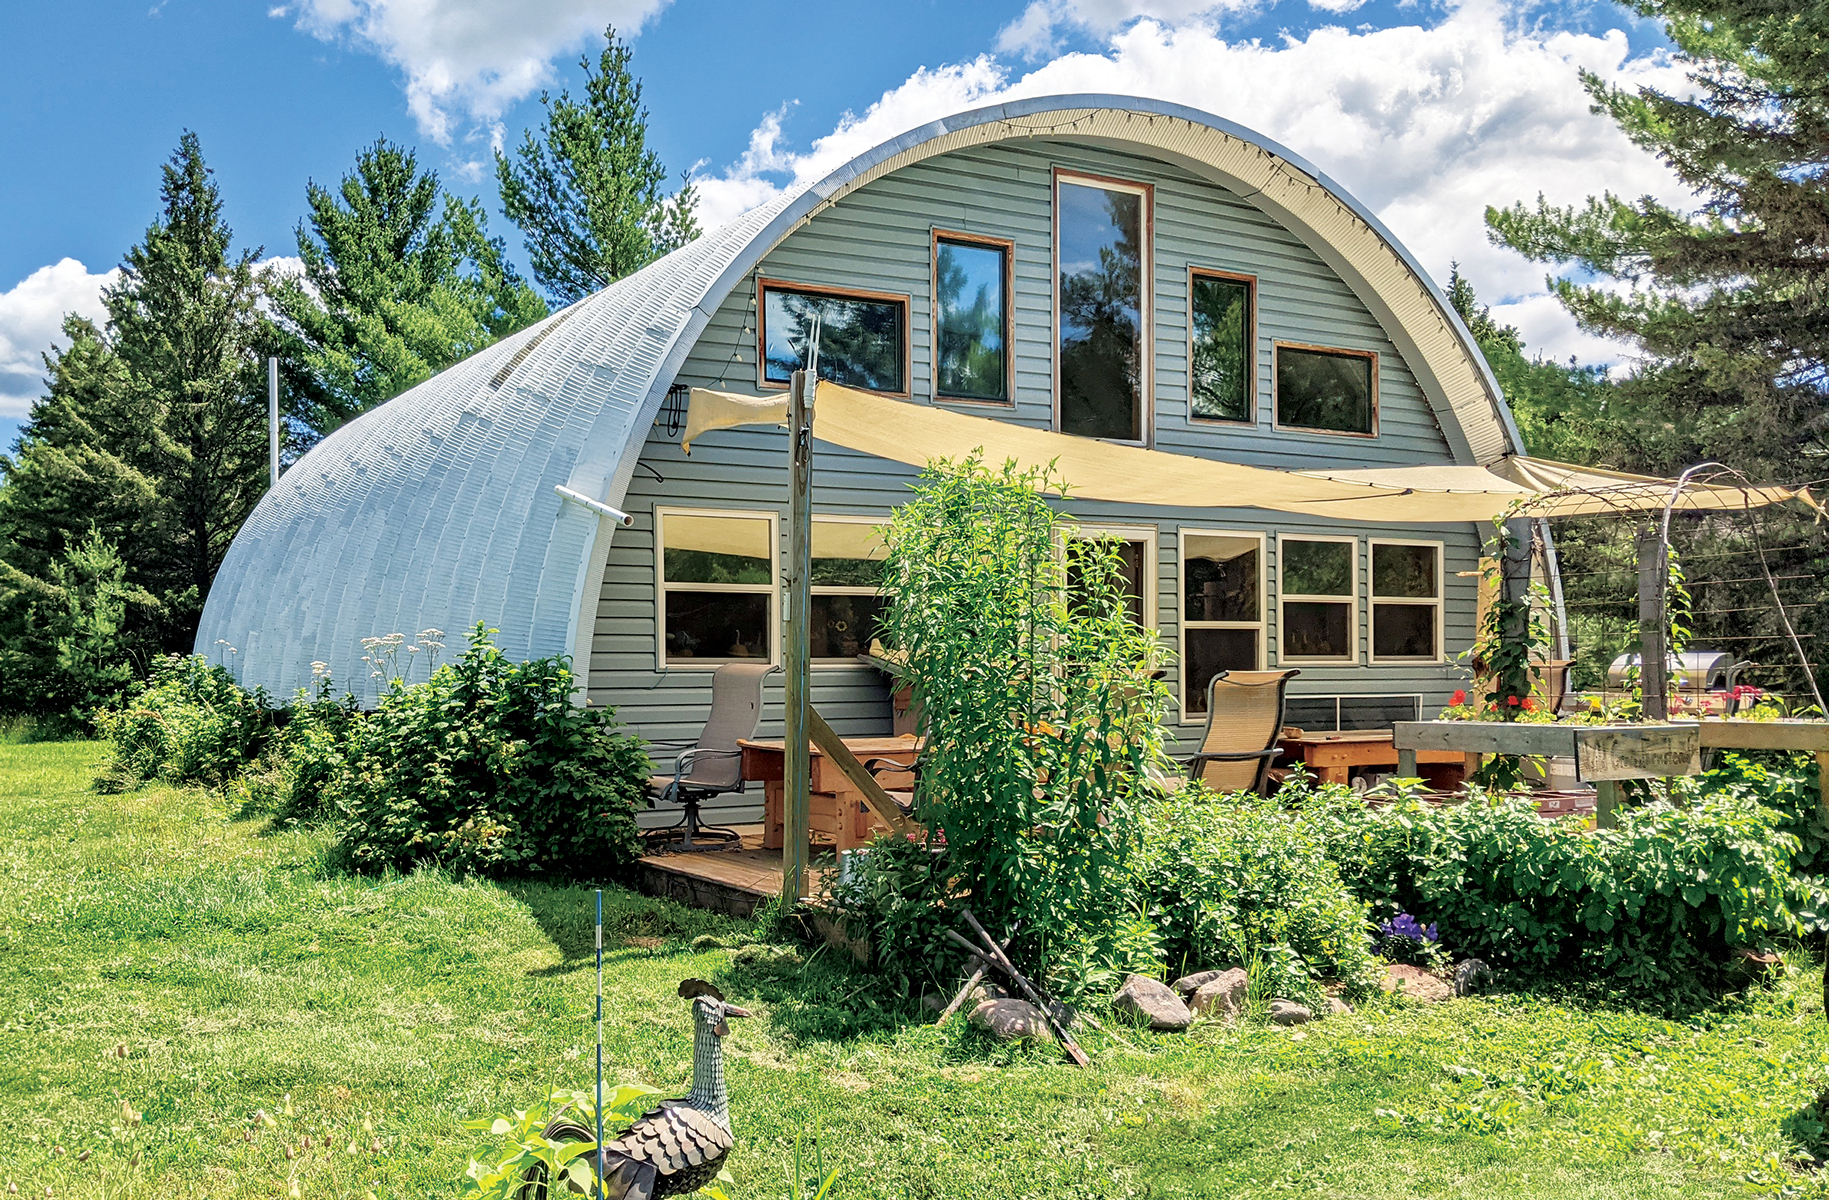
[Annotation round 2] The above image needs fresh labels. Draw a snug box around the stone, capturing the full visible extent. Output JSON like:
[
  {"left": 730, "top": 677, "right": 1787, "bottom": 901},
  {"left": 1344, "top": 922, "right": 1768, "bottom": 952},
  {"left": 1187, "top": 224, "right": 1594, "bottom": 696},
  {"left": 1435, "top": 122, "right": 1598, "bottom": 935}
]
[
  {"left": 1328, "top": 997, "right": 1353, "bottom": 1017},
  {"left": 1730, "top": 947, "right": 1785, "bottom": 982},
  {"left": 1170, "top": 969, "right": 1225, "bottom": 997},
  {"left": 969, "top": 998, "right": 1055, "bottom": 1043},
  {"left": 966, "top": 979, "right": 1010, "bottom": 1006},
  {"left": 1188, "top": 969, "right": 1250, "bottom": 1020},
  {"left": 1380, "top": 963, "right": 1453, "bottom": 1003},
  {"left": 1269, "top": 1000, "right": 1313, "bottom": 1026},
  {"left": 1453, "top": 958, "right": 1497, "bottom": 996},
  {"left": 1113, "top": 974, "right": 1194, "bottom": 1032},
  {"left": 920, "top": 992, "right": 948, "bottom": 1015}
]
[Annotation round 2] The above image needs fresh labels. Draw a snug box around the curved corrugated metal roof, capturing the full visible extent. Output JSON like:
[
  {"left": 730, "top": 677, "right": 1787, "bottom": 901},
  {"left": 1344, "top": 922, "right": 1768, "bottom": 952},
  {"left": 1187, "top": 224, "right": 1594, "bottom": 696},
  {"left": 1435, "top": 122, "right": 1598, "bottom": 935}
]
[{"left": 198, "top": 94, "right": 1514, "bottom": 698}]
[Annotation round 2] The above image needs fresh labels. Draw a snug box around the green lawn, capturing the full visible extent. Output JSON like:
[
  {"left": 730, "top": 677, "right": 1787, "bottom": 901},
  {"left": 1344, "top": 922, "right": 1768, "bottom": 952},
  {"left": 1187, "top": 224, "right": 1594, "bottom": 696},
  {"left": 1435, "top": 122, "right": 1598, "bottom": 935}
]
[{"left": 3, "top": 740, "right": 1828, "bottom": 1199}]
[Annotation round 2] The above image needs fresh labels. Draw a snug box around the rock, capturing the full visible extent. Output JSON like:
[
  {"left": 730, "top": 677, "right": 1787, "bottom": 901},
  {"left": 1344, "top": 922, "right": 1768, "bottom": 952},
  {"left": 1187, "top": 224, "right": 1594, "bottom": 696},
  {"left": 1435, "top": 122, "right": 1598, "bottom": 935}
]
[
  {"left": 920, "top": 992, "right": 948, "bottom": 1015},
  {"left": 1188, "top": 969, "right": 1250, "bottom": 1020},
  {"left": 1113, "top": 975, "right": 1194, "bottom": 1032},
  {"left": 1380, "top": 963, "right": 1453, "bottom": 1003},
  {"left": 967, "top": 979, "right": 1010, "bottom": 1006},
  {"left": 1453, "top": 958, "right": 1497, "bottom": 996},
  {"left": 969, "top": 998, "right": 1056, "bottom": 1042},
  {"left": 1730, "top": 947, "right": 1785, "bottom": 982},
  {"left": 1269, "top": 1000, "right": 1313, "bottom": 1026},
  {"left": 1328, "top": 997, "right": 1353, "bottom": 1017},
  {"left": 1170, "top": 969, "right": 1225, "bottom": 997}
]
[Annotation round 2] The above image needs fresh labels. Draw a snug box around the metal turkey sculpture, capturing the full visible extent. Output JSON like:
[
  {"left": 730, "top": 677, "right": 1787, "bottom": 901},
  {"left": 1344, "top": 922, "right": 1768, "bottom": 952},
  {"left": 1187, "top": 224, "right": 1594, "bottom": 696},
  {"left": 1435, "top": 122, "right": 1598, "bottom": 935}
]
[{"left": 540, "top": 979, "right": 749, "bottom": 1199}]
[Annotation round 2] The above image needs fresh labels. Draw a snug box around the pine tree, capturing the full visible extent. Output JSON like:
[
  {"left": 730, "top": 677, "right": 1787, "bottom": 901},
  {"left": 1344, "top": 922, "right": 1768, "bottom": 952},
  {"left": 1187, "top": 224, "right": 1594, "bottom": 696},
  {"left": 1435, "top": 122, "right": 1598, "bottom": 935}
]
[
  {"left": 496, "top": 26, "right": 700, "bottom": 303},
  {"left": 1486, "top": 0, "right": 1829, "bottom": 479},
  {"left": 272, "top": 138, "right": 548, "bottom": 430}
]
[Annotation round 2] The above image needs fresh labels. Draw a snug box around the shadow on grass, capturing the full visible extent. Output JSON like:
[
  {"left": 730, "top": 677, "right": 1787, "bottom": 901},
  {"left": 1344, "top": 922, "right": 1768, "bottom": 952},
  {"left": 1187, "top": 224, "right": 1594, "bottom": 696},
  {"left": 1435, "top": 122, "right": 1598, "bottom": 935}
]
[{"left": 510, "top": 881, "right": 750, "bottom": 977}]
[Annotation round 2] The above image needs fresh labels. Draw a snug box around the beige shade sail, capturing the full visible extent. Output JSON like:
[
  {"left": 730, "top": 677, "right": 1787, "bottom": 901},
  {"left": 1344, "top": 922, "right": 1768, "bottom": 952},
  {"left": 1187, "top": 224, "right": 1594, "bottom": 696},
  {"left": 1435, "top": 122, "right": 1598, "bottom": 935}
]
[
  {"left": 660, "top": 510, "right": 773, "bottom": 560},
  {"left": 814, "top": 518, "right": 889, "bottom": 561},
  {"left": 685, "top": 384, "right": 1809, "bottom": 523}
]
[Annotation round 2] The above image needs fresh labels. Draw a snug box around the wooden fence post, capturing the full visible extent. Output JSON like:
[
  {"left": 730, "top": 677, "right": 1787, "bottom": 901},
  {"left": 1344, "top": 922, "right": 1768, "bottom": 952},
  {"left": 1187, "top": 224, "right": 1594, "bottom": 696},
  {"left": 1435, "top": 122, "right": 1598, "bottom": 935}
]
[
  {"left": 1637, "top": 526, "right": 1669, "bottom": 721},
  {"left": 782, "top": 371, "right": 813, "bottom": 903}
]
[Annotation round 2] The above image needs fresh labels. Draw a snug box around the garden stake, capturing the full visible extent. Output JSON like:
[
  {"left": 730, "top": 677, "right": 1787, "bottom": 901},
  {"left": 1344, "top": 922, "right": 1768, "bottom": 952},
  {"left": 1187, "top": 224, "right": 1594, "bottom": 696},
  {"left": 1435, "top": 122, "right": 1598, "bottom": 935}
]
[
  {"left": 595, "top": 888, "right": 604, "bottom": 1200},
  {"left": 936, "top": 922, "right": 1021, "bottom": 1025},
  {"left": 959, "top": 907, "right": 1091, "bottom": 1066}
]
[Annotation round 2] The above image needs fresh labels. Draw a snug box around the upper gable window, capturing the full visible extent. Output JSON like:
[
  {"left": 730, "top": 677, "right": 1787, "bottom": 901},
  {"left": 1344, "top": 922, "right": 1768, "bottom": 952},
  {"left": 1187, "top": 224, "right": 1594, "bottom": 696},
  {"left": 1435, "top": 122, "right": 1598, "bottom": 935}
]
[
  {"left": 1056, "top": 174, "right": 1150, "bottom": 442},
  {"left": 934, "top": 233, "right": 1012, "bottom": 404},
  {"left": 1190, "top": 270, "right": 1254, "bottom": 423},
  {"left": 760, "top": 280, "right": 908, "bottom": 395},
  {"left": 1275, "top": 343, "right": 1376, "bottom": 436}
]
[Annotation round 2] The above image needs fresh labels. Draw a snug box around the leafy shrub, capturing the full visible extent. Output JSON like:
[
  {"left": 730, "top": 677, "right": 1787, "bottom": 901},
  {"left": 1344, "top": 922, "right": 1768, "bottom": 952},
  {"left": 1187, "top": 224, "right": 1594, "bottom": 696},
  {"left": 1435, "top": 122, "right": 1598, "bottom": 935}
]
[
  {"left": 227, "top": 680, "right": 364, "bottom": 822},
  {"left": 877, "top": 456, "right": 1172, "bottom": 994},
  {"left": 1310, "top": 784, "right": 1806, "bottom": 991},
  {"left": 334, "top": 625, "right": 646, "bottom": 879},
  {"left": 96, "top": 654, "right": 272, "bottom": 791},
  {"left": 1678, "top": 751, "right": 1828, "bottom": 876},
  {"left": 1134, "top": 786, "right": 1381, "bottom": 998}
]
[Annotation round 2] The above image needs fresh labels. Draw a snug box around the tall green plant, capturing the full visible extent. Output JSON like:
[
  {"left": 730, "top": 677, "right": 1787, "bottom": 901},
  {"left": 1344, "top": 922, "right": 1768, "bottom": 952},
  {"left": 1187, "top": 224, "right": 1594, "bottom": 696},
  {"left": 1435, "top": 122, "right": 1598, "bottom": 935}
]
[{"left": 878, "top": 456, "right": 1171, "bottom": 989}]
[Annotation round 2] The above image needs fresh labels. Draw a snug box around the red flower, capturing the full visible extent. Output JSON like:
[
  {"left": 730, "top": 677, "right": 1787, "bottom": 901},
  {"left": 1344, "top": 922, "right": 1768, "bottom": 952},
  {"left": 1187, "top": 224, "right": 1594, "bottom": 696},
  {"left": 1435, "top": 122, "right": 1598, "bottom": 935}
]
[
  {"left": 1451, "top": 689, "right": 1468, "bottom": 706},
  {"left": 1506, "top": 695, "right": 1521, "bottom": 707},
  {"left": 1521, "top": 697, "right": 1536, "bottom": 712}
]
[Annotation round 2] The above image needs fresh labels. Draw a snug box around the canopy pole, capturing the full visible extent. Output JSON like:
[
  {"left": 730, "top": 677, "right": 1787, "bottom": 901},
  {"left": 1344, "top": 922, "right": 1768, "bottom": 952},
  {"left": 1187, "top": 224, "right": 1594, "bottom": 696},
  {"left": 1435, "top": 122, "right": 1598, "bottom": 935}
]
[
  {"left": 1638, "top": 526, "right": 1670, "bottom": 721},
  {"left": 781, "top": 369, "right": 813, "bottom": 903}
]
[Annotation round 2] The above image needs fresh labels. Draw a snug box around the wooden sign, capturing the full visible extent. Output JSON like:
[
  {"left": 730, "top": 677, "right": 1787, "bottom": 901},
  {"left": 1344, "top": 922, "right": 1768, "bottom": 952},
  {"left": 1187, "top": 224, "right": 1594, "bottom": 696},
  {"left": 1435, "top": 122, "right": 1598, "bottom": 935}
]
[{"left": 1574, "top": 726, "right": 1701, "bottom": 781}]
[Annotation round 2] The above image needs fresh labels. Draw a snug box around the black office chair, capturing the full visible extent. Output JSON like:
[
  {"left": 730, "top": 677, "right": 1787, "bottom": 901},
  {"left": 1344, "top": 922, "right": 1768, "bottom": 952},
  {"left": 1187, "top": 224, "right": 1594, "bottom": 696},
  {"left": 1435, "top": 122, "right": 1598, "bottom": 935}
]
[{"left": 645, "top": 662, "right": 776, "bottom": 853}]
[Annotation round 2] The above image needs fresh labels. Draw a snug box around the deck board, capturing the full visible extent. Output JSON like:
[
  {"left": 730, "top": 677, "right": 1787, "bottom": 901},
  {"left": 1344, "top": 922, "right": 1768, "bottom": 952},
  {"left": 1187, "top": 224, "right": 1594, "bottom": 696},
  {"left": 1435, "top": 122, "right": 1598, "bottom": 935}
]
[{"left": 634, "top": 826, "right": 833, "bottom": 917}]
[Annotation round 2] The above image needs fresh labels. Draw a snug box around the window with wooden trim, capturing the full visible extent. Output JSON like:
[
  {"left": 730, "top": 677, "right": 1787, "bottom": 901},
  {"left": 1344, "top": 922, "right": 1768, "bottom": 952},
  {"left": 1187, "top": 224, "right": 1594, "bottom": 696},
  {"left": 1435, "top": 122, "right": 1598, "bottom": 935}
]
[
  {"left": 760, "top": 280, "right": 908, "bottom": 394},
  {"left": 933, "top": 233, "right": 1012, "bottom": 403},
  {"left": 1279, "top": 536, "right": 1358, "bottom": 662},
  {"left": 1056, "top": 173, "right": 1150, "bottom": 442},
  {"left": 811, "top": 517, "right": 889, "bottom": 661},
  {"left": 1369, "top": 540, "right": 1442, "bottom": 662},
  {"left": 1180, "top": 530, "right": 1264, "bottom": 716},
  {"left": 1274, "top": 343, "right": 1376, "bottom": 436},
  {"left": 1066, "top": 525, "right": 1158, "bottom": 631},
  {"left": 1189, "top": 270, "right": 1254, "bottom": 423},
  {"left": 656, "top": 508, "right": 778, "bottom": 666}
]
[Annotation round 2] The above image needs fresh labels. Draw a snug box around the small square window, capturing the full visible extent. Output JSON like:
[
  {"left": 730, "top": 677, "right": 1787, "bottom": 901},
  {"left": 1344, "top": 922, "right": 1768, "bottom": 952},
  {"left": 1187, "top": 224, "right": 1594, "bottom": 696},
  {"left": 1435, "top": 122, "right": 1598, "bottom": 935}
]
[
  {"left": 811, "top": 518, "right": 889, "bottom": 662},
  {"left": 657, "top": 509, "right": 778, "bottom": 665},
  {"left": 1276, "top": 344, "right": 1375, "bottom": 435},
  {"left": 1279, "top": 537, "right": 1357, "bottom": 663},
  {"left": 761, "top": 282, "right": 907, "bottom": 394},
  {"left": 1190, "top": 272, "right": 1253, "bottom": 422},
  {"left": 934, "top": 236, "right": 1011, "bottom": 403},
  {"left": 1370, "top": 541, "right": 1442, "bottom": 662}
]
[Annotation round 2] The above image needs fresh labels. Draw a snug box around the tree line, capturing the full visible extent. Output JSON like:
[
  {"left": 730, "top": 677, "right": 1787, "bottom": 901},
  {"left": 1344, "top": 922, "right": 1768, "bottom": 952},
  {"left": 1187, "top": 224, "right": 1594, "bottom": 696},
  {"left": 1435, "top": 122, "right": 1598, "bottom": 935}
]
[{"left": 0, "top": 28, "right": 694, "bottom": 731}]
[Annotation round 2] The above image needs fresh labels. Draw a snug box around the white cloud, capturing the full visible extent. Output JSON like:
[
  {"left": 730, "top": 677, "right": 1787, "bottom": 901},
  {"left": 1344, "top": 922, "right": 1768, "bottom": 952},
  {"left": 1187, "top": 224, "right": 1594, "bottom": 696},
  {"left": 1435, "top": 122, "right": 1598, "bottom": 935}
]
[
  {"left": 288, "top": 0, "right": 671, "bottom": 145},
  {"left": 0, "top": 260, "right": 117, "bottom": 419},
  {"left": 698, "top": 0, "right": 1691, "bottom": 367},
  {"left": 996, "top": 0, "right": 1251, "bottom": 60},
  {"left": 1308, "top": 0, "right": 1370, "bottom": 13}
]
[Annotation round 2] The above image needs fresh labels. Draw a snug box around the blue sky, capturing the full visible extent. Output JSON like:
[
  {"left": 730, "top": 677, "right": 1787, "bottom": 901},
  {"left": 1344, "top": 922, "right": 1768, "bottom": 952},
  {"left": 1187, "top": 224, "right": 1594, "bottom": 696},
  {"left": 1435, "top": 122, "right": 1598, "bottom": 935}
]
[{"left": 0, "top": 0, "right": 1686, "bottom": 448}]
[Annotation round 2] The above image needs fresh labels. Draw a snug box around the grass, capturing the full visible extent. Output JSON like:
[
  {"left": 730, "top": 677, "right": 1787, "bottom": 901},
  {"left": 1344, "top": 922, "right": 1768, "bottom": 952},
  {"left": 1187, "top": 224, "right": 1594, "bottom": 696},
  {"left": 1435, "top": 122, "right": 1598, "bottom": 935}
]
[{"left": 4, "top": 741, "right": 1829, "bottom": 1198}]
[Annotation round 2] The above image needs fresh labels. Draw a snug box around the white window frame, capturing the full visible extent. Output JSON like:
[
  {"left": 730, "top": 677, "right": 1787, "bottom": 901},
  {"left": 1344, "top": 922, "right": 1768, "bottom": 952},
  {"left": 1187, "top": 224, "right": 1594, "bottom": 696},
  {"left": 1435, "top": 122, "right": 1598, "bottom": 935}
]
[
  {"left": 1053, "top": 170, "right": 1154, "bottom": 446},
  {"left": 1177, "top": 527, "right": 1267, "bottom": 723},
  {"left": 1277, "top": 533, "right": 1360, "bottom": 665},
  {"left": 1063, "top": 523, "right": 1159, "bottom": 631},
  {"left": 1368, "top": 538, "right": 1445, "bottom": 665},
  {"left": 809, "top": 514, "right": 890, "bottom": 666},
  {"left": 653, "top": 506, "right": 781, "bottom": 670}
]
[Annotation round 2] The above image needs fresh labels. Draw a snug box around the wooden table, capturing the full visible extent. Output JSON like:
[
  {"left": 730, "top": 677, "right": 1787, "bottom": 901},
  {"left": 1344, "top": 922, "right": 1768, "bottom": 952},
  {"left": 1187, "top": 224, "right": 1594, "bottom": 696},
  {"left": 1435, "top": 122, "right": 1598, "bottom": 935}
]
[
  {"left": 739, "top": 734, "right": 922, "bottom": 852},
  {"left": 1277, "top": 730, "right": 1466, "bottom": 787}
]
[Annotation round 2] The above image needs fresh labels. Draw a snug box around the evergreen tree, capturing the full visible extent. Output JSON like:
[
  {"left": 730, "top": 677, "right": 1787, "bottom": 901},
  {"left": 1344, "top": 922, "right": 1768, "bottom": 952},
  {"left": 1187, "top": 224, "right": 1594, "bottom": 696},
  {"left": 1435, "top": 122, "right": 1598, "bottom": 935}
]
[
  {"left": 272, "top": 138, "right": 547, "bottom": 431},
  {"left": 496, "top": 26, "right": 700, "bottom": 303},
  {"left": 1486, "top": 0, "right": 1829, "bottom": 479}
]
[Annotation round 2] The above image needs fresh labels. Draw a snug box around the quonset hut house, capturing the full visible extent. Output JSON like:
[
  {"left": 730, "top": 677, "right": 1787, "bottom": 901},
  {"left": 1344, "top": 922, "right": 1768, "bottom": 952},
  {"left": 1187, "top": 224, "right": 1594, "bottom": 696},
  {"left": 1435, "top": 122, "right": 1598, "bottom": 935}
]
[{"left": 197, "top": 94, "right": 1563, "bottom": 828}]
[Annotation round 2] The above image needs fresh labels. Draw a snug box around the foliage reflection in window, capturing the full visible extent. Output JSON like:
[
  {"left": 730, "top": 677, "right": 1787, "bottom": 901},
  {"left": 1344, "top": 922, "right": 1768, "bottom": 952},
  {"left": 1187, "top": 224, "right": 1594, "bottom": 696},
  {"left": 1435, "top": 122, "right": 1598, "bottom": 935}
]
[
  {"left": 1067, "top": 531, "right": 1152, "bottom": 630},
  {"left": 1280, "top": 537, "right": 1356, "bottom": 662},
  {"left": 1181, "top": 532, "right": 1263, "bottom": 714},
  {"left": 935, "top": 236, "right": 1009, "bottom": 402},
  {"left": 810, "top": 518, "right": 889, "bottom": 661},
  {"left": 762, "top": 283, "right": 906, "bottom": 393},
  {"left": 1370, "top": 541, "right": 1441, "bottom": 661},
  {"left": 658, "top": 510, "right": 776, "bottom": 665},
  {"left": 1276, "top": 345, "right": 1375, "bottom": 435},
  {"left": 1057, "top": 178, "right": 1147, "bottom": 441},
  {"left": 1190, "top": 273, "right": 1253, "bottom": 422}
]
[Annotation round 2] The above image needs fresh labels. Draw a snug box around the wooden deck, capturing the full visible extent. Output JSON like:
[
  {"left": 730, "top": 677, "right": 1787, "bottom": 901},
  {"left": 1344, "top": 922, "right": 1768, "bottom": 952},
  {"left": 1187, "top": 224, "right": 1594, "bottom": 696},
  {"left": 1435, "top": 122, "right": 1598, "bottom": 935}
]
[{"left": 634, "top": 826, "right": 833, "bottom": 917}]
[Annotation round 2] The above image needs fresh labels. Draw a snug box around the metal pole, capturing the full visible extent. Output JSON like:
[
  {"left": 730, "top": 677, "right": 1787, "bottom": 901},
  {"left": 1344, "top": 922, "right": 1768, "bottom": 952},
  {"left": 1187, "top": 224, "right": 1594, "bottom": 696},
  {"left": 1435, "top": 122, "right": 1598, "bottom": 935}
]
[
  {"left": 782, "top": 369, "right": 813, "bottom": 903},
  {"left": 594, "top": 888, "right": 603, "bottom": 1200},
  {"left": 267, "top": 357, "right": 280, "bottom": 490},
  {"left": 1638, "top": 526, "right": 1669, "bottom": 721}
]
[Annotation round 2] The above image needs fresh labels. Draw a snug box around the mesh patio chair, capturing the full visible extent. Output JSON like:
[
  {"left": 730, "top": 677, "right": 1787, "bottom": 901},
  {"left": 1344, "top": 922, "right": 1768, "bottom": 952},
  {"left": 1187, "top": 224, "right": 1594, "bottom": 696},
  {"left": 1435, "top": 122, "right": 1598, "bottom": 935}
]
[
  {"left": 645, "top": 662, "right": 777, "bottom": 853},
  {"left": 1185, "top": 669, "right": 1301, "bottom": 795}
]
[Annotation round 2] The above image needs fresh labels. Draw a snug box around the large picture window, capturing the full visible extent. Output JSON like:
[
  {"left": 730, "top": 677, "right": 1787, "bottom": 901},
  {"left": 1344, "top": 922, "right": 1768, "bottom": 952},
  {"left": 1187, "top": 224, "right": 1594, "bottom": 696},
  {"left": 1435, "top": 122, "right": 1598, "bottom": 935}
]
[
  {"left": 933, "top": 233, "right": 1011, "bottom": 403},
  {"left": 1369, "top": 540, "right": 1442, "bottom": 662},
  {"left": 1275, "top": 343, "right": 1376, "bottom": 436},
  {"left": 1180, "top": 531, "right": 1264, "bottom": 716},
  {"left": 656, "top": 508, "right": 778, "bottom": 666},
  {"left": 1056, "top": 173, "right": 1150, "bottom": 442},
  {"left": 1066, "top": 525, "right": 1157, "bottom": 631},
  {"left": 811, "top": 517, "right": 890, "bottom": 662},
  {"left": 1279, "top": 536, "right": 1357, "bottom": 662},
  {"left": 1189, "top": 270, "right": 1254, "bottom": 423},
  {"left": 760, "top": 280, "right": 908, "bottom": 395}
]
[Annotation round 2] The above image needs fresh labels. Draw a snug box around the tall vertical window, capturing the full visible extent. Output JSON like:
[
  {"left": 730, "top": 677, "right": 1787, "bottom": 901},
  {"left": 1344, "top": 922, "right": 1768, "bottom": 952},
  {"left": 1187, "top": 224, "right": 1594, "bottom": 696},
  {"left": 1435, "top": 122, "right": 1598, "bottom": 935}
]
[
  {"left": 1056, "top": 174, "right": 1150, "bottom": 442},
  {"left": 1180, "top": 531, "right": 1264, "bottom": 715},
  {"left": 656, "top": 509, "right": 779, "bottom": 665},
  {"left": 760, "top": 280, "right": 908, "bottom": 394},
  {"left": 811, "top": 517, "right": 890, "bottom": 661},
  {"left": 933, "top": 233, "right": 1011, "bottom": 403},
  {"left": 1370, "top": 541, "right": 1442, "bottom": 662},
  {"left": 1066, "top": 526, "right": 1157, "bottom": 630},
  {"left": 1279, "top": 537, "right": 1357, "bottom": 662},
  {"left": 1189, "top": 271, "right": 1254, "bottom": 423},
  {"left": 1275, "top": 343, "right": 1376, "bottom": 435}
]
